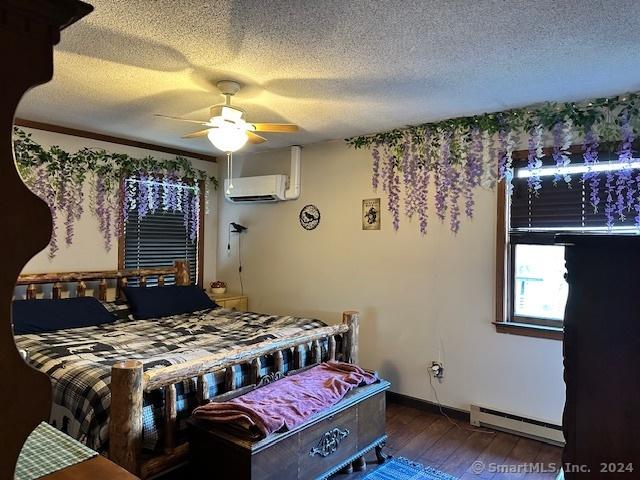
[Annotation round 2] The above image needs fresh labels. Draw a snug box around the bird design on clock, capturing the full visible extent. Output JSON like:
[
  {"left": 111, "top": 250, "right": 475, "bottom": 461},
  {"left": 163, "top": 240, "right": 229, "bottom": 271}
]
[{"left": 299, "top": 204, "right": 321, "bottom": 230}]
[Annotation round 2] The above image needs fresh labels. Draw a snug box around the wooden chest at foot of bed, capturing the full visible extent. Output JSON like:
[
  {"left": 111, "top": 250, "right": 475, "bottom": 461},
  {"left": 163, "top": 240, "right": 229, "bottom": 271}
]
[{"left": 187, "top": 379, "right": 390, "bottom": 480}]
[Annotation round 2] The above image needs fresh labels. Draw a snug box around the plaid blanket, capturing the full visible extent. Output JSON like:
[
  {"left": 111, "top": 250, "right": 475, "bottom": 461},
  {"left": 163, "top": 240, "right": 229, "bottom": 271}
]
[{"left": 14, "top": 308, "right": 326, "bottom": 452}]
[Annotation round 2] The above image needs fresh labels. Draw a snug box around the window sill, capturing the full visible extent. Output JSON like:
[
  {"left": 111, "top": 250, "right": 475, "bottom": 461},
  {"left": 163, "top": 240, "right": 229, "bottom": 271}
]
[{"left": 493, "top": 321, "right": 563, "bottom": 341}]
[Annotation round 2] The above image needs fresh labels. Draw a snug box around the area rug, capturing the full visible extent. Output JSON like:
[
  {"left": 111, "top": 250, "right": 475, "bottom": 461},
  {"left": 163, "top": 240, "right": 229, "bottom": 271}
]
[{"left": 363, "top": 457, "right": 458, "bottom": 480}]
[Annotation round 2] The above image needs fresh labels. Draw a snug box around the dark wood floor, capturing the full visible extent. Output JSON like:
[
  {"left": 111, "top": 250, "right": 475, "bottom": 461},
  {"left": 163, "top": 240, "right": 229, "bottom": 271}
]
[{"left": 333, "top": 402, "right": 562, "bottom": 479}]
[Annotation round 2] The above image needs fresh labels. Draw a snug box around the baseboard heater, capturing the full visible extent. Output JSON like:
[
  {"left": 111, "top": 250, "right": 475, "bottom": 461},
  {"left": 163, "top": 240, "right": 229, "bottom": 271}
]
[{"left": 470, "top": 405, "right": 564, "bottom": 446}]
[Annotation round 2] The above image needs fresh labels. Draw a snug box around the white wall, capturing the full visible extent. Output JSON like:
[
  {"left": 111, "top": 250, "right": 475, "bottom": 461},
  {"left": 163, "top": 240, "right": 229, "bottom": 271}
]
[
  {"left": 216, "top": 140, "right": 565, "bottom": 424},
  {"left": 18, "top": 128, "right": 219, "bottom": 285}
]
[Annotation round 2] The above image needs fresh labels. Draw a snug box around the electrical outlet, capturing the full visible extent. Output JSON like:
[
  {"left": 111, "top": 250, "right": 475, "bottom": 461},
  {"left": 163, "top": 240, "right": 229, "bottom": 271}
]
[{"left": 430, "top": 361, "right": 444, "bottom": 379}]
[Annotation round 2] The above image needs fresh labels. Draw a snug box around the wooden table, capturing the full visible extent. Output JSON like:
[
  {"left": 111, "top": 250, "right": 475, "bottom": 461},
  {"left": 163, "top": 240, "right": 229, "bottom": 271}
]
[
  {"left": 209, "top": 292, "right": 248, "bottom": 311},
  {"left": 42, "top": 456, "right": 138, "bottom": 480}
]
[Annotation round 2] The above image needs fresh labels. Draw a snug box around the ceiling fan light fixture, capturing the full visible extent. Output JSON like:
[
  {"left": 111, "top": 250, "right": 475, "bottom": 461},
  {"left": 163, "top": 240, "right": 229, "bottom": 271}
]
[
  {"left": 207, "top": 127, "right": 248, "bottom": 153},
  {"left": 206, "top": 114, "right": 249, "bottom": 152}
]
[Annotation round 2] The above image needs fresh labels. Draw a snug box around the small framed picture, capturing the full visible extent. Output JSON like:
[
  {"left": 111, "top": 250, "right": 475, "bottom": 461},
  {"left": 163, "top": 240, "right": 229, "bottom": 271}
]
[{"left": 362, "top": 198, "right": 381, "bottom": 230}]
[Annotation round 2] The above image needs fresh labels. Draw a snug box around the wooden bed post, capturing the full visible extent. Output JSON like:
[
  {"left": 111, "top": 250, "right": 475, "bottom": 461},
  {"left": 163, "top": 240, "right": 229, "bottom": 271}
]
[
  {"left": 109, "top": 360, "right": 143, "bottom": 475},
  {"left": 118, "top": 277, "right": 128, "bottom": 301},
  {"left": 174, "top": 260, "right": 190, "bottom": 285},
  {"left": 98, "top": 278, "right": 108, "bottom": 301},
  {"left": 342, "top": 311, "right": 360, "bottom": 364}
]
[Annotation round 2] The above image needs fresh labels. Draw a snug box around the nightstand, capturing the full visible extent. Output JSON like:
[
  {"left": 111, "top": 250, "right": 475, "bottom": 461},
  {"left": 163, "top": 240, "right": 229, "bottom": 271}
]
[{"left": 210, "top": 292, "right": 248, "bottom": 311}]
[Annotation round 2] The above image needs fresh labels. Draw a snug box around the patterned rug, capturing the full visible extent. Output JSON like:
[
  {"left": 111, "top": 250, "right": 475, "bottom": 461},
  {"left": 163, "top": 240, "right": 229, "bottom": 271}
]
[{"left": 363, "top": 457, "right": 458, "bottom": 480}]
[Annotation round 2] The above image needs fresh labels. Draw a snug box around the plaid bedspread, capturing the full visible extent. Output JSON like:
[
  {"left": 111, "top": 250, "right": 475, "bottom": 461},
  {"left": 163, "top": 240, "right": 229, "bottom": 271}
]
[{"left": 14, "top": 308, "right": 326, "bottom": 452}]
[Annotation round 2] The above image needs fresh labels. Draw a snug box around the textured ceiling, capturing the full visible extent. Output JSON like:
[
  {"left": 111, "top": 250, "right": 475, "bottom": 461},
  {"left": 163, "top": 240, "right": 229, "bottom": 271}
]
[{"left": 16, "top": 0, "right": 640, "bottom": 155}]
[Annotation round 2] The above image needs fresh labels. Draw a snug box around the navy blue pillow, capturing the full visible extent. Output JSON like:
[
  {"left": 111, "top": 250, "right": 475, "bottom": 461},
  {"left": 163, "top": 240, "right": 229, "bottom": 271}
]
[
  {"left": 123, "top": 285, "right": 218, "bottom": 320},
  {"left": 12, "top": 297, "right": 117, "bottom": 335}
]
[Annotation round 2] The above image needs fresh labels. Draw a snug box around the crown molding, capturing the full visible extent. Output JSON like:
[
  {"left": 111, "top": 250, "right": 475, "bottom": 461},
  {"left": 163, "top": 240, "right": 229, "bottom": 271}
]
[{"left": 14, "top": 118, "right": 217, "bottom": 163}]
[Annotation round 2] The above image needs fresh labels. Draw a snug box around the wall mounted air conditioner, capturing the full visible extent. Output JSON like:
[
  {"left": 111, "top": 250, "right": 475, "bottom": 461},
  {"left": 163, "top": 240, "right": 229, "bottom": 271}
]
[
  {"left": 224, "top": 174, "right": 287, "bottom": 203},
  {"left": 225, "top": 146, "right": 301, "bottom": 203}
]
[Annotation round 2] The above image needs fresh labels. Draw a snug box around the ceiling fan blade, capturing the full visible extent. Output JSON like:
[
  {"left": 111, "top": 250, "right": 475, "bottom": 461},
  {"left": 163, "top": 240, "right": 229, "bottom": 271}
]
[
  {"left": 182, "top": 128, "right": 213, "bottom": 139},
  {"left": 251, "top": 123, "right": 299, "bottom": 133},
  {"left": 154, "top": 114, "right": 209, "bottom": 126},
  {"left": 247, "top": 131, "right": 267, "bottom": 144}
]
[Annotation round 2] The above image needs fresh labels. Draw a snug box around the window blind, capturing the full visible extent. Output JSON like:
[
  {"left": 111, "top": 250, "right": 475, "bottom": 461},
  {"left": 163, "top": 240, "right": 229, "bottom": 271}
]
[
  {"left": 124, "top": 208, "right": 197, "bottom": 285},
  {"left": 510, "top": 152, "right": 639, "bottom": 233}
]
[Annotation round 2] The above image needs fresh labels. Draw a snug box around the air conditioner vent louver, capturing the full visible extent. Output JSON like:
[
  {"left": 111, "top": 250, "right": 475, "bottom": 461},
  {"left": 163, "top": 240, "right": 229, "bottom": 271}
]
[{"left": 226, "top": 194, "right": 279, "bottom": 203}]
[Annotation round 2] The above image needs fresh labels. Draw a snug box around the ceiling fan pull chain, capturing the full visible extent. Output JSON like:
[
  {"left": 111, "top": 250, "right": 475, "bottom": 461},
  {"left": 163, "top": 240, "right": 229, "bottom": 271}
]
[{"left": 226, "top": 152, "right": 234, "bottom": 195}]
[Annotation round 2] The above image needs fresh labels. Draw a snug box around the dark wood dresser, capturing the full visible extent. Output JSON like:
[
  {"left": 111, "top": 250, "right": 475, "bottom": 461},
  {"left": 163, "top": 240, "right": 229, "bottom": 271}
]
[
  {"left": 559, "top": 235, "right": 640, "bottom": 479},
  {"left": 188, "top": 380, "right": 390, "bottom": 480}
]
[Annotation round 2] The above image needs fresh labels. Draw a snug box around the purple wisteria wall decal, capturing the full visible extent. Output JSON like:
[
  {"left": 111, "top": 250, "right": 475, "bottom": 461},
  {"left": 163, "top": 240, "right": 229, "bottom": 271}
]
[
  {"left": 582, "top": 128, "right": 600, "bottom": 212},
  {"left": 526, "top": 125, "right": 544, "bottom": 194},
  {"left": 552, "top": 120, "right": 573, "bottom": 186},
  {"left": 13, "top": 128, "right": 217, "bottom": 258},
  {"left": 463, "top": 128, "right": 482, "bottom": 218},
  {"left": 347, "top": 91, "right": 640, "bottom": 235},
  {"left": 617, "top": 112, "right": 635, "bottom": 223}
]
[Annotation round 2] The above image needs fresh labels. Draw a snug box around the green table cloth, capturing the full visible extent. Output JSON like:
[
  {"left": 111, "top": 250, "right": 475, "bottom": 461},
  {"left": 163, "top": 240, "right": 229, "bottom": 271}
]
[{"left": 15, "top": 422, "right": 97, "bottom": 479}]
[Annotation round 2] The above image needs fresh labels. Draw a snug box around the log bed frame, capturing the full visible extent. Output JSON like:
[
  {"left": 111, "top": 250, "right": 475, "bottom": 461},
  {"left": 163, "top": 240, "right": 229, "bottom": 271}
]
[{"left": 16, "top": 260, "right": 360, "bottom": 478}]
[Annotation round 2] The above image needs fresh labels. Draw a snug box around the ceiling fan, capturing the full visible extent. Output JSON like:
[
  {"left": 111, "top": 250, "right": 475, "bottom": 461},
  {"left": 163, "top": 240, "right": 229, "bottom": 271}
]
[{"left": 155, "top": 80, "right": 299, "bottom": 153}]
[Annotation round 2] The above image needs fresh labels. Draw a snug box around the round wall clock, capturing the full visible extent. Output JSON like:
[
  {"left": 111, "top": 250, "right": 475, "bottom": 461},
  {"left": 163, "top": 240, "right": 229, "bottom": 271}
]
[{"left": 299, "top": 204, "right": 321, "bottom": 230}]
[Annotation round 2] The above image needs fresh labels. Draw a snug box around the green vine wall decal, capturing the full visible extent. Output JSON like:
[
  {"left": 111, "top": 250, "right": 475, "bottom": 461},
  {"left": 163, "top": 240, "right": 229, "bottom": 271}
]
[
  {"left": 346, "top": 92, "right": 640, "bottom": 234},
  {"left": 14, "top": 127, "right": 217, "bottom": 258}
]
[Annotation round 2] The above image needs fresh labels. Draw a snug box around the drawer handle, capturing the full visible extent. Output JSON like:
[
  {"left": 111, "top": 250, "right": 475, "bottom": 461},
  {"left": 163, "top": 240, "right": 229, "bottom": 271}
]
[{"left": 309, "top": 427, "right": 350, "bottom": 458}]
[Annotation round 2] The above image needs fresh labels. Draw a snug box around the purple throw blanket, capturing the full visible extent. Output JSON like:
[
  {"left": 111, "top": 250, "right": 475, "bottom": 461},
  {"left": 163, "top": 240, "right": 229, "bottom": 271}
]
[{"left": 192, "top": 362, "right": 377, "bottom": 438}]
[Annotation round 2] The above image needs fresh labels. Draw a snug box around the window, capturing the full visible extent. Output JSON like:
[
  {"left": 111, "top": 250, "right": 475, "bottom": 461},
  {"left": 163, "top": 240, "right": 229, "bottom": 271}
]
[
  {"left": 512, "top": 244, "right": 568, "bottom": 323},
  {"left": 496, "top": 150, "right": 637, "bottom": 339},
  {"left": 120, "top": 179, "right": 203, "bottom": 286}
]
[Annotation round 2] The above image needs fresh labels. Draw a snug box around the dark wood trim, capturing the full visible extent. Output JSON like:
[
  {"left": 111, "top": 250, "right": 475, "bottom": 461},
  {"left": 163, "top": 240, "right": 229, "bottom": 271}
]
[
  {"left": 494, "top": 321, "right": 564, "bottom": 341},
  {"left": 197, "top": 179, "right": 205, "bottom": 288},
  {"left": 512, "top": 315, "right": 563, "bottom": 329},
  {"left": 495, "top": 180, "right": 508, "bottom": 324},
  {"left": 385, "top": 391, "right": 470, "bottom": 422},
  {"left": 14, "top": 118, "right": 217, "bottom": 163}
]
